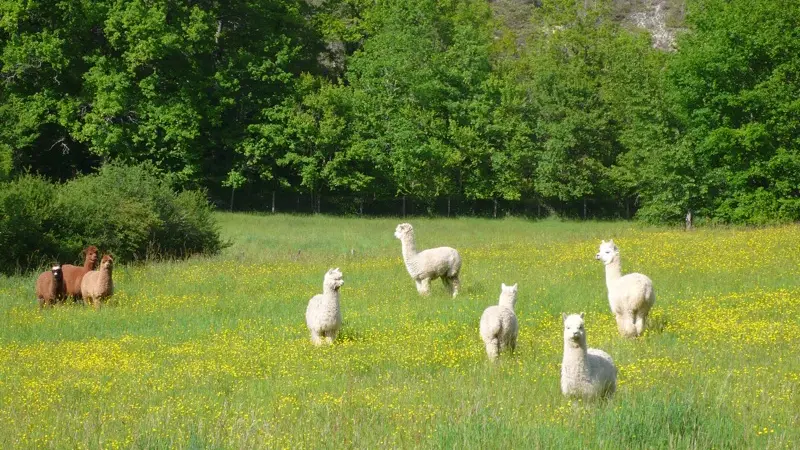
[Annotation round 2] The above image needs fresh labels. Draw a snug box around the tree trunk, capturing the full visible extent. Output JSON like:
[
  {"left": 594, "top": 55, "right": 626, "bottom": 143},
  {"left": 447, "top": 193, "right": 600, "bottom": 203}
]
[
  {"left": 447, "top": 196, "right": 451, "bottom": 217},
  {"left": 685, "top": 209, "right": 693, "bottom": 231},
  {"left": 402, "top": 195, "right": 406, "bottom": 217},
  {"left": 583, "top": 198, "right": 587, "bottom": 220},
  {"left": 493, "top": 198, "right": 498, "bottom": 218},
  {"left": 271, "top": 191, "right": 276, "bottom": 213},
  {"left": 229, "top": 187, "right": 235, "bottom": 211}
]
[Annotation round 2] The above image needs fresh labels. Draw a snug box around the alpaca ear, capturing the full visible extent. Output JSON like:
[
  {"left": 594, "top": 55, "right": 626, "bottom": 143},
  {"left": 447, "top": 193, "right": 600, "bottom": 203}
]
[
  {"left": 501, "top": 283, "right": 507, "bottom": 289},
  {"left": 579, "top": 312, "right": 585, "bottom": 319},
  {"left": 562, "top": 313, "right": 567, "bottom": 322},
  {"left": 512, "top": 283, "right": 518, "bottom": 290}
]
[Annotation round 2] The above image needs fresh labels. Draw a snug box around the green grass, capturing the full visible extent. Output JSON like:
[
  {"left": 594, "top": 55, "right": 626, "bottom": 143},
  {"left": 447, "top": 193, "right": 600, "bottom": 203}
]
[{"left": 1, "top": 213, "right": 798, "bottom": 448}]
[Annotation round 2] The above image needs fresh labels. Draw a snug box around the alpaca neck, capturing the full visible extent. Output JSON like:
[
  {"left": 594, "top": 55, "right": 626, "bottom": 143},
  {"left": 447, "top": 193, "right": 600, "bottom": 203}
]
[
  {"left": 322, "top": 286, "right": 340, "bottom": 304},
  {"left": 605, "top": 257, "right": 622, "bottom": 288},
  {"left": 400, "top": 235, "right": 419, "bottom": 275},
  {"left": 498, "top": 295, "right": 516, "bottom": 311},
  {"left": 96, "top": 267, "right": 113, "bottom": 291},
  {"left": 562, "top": 340, "right": 589, "bottom": 378},
  {"left": 83, "top": 257, "right": 94, "bottom": 271}
]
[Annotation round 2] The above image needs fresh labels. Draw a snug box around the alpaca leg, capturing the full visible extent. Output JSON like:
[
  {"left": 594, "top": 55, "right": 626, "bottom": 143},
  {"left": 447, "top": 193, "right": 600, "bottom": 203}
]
[
  {"left": 310, "top": 331, "right": 324, "bottom": 346},
  {"left": 441, "top": 277, "right": 452, "bottom": 295},
  {"left": 324, "top": 330, "right": 337, "bottom": 344},
  {"left": 635, "top": 310, "right": 648, "bottom": 336},
  {"left": 509, "top": 336, "right": 517, "bottom": 354},
  {"left": 450, "top": 276, "right": 460, "bottom": 298},
  {"left": 416, "top": 278, "right": 431, "bottom": 296},
  {"left": 614, "top": 314, "right": 626, "bottom": 336},
  {"left": 92, "top": 298, "right": 101, "bottom": 310},
  {"left": 37, "top": 297, "right": 45, "bottom": 309},
  {"left": 485, "top": 339, "right": 500, "bottom": 362},
  {"left": 623, "top": 312, "right": 638, "bottom": 337}
]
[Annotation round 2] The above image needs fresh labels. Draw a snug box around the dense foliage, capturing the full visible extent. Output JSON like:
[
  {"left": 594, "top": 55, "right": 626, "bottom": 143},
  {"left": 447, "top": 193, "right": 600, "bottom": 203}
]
[
  {"left": 1, "top": 0, "right": 798, "bottom": 224},
  {"left": 0, "top": 163, "right": 223, "bottom": 274}
]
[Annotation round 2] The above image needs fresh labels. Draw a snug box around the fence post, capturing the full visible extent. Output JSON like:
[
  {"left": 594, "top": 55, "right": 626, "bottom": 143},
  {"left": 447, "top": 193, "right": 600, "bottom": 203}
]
[
  {"left": 271, "top": 191, "right": 276, "bottom": 213},
  {"left": 583, "top": 198, "right": 587, "bottom": 220}
]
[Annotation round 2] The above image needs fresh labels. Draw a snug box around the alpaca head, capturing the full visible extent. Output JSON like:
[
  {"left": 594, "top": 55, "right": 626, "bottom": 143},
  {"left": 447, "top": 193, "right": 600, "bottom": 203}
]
[
  {"left": 85, "top": 246, "right": 99, "bottom": 267},
  {"left": 595, "top": 240, "right": 619, "bottom": 265},
  {"left": 51, "top": 264, "right": 63, "bottom": 282},
  {"left": 394, "top": 223, "right": 414, "bottom": 240},
  {"left": 323, "top": 268, "right": 344, "bottom": 291},
  {"left": 99, "top": 254, "right": 114, "bottom": 271},
  {"left": 562, "top": 312, "right": 586, "bottom": 348},
  {"left": 500, "top": 282, "right": 518, "bottom": 306}
]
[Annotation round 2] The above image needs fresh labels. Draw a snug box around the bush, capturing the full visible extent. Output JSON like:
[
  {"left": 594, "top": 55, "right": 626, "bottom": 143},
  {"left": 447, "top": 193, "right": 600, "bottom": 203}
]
[
  {"left": 0, "top": 175, "right": 62, "bottom": 271},
  {"left": 0, "top": 163, "right": 224, "bottom": 275}
]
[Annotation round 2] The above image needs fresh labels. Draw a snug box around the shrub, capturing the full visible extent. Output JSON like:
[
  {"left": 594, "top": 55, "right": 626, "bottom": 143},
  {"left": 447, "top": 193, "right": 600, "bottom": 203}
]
[
  {"left": 0, "top": 175, "right": 62, "bottom": 271},
  {"left": 0, "top": 162, "right": 224, "bottom": 275}
]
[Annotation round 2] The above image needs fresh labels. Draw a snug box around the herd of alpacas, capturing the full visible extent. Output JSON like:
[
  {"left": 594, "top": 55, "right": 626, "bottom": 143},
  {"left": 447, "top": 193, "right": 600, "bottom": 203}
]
[
  {"left": 35, "top": 223, "right": 654, "bottom": 401},
  {"left": 34, "top": 245, "right": 114, "bottom": 309}
]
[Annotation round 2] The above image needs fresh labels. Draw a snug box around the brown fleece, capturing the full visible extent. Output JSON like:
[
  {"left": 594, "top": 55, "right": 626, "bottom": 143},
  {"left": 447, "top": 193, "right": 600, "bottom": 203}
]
[
  {"left": 35, "top": 265, "right": 66, "bottom": 308},
  {"left": 62, "top": 245, "right": 99, "bottom": 299}
]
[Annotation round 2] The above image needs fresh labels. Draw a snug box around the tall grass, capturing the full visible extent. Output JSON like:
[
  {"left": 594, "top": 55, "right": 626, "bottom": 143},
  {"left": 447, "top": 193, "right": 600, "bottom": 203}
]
[{"left": 0, "top": 214, "right": 797, "bottom": 448}]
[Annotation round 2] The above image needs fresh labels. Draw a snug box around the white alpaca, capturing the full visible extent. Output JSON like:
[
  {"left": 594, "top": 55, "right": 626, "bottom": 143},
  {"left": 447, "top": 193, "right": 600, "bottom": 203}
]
[
  {"left": 560, "top": 313, "right": 617, "bottom": 400},
  {"left": 305, "top": 268, "right": 344, "bottom": 346},
  {"left": 479, "top": 283, "right": 519, "bottom": 361},
  {"left": 394, "top": 223, "right": 462, "bottom": 298},
  {"left": 595, "top": 239, "right": 655, "bottom": 337}
]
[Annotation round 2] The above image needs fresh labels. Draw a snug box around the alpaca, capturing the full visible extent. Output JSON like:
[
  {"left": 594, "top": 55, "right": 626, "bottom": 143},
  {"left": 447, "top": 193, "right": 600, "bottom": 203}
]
[
  {"left": 35, "top": 264, "right": 65, "bottom": 308},
  {"left": 560, "top": 313, "right": 617, "bottom": 400},
  {"left": 479, "top": 283, "right": 519, "bottom": 361},
  {"left": 62, "top": 245, "right": 99, "bottom": 301},
  {"left": 596, "top": 239, "right": 655, "bottom": 337},
  {"left": 80, "top": 254, "right": 114, "bottom": 309},
  {"left": 305, "top": 268, "right": 344, "bottom": 346},
  {"left": 394, "top": 223, "right": 462, "bottom": 298}
]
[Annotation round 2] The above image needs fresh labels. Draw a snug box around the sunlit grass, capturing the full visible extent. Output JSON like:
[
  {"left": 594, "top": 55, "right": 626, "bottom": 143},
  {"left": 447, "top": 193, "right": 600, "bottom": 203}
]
[{"left": 0, "top": 214, "right": 798, "bottom": 448}]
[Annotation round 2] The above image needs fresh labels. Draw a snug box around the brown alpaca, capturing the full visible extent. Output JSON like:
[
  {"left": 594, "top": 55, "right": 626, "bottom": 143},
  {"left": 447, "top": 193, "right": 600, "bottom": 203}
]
[
  {"left": 35, "top": 264, "right": 66, "bottom": 308},
  {"left": 80, "top": 254, "right": 114, "bottom": 309},
  {"left": 62, "top": 245, "right": 99, "bottom": 301}
]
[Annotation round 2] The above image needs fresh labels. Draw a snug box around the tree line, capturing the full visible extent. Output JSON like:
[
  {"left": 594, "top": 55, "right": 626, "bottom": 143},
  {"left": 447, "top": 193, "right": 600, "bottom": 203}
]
[{"left": 1, "top": 0, "right": 798, "bottom": 224}]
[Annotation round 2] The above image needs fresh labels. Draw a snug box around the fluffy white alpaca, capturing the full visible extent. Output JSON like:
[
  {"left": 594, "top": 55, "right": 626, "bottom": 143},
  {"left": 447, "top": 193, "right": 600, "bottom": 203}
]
[
  {"left": 560, "top": 313, "right": 617, "bottom": 400},
  {"left": 479, "top": 283, "right": 519, "bottom": 361},
  {"left": 305, "top": 268, "right": 344, "bottom": 346},
  {"left": 596, "top": 239, "right": 655, "bottom": 337},
  {"left": 394, "top": 223, "right": 462, "bottom": 298}
]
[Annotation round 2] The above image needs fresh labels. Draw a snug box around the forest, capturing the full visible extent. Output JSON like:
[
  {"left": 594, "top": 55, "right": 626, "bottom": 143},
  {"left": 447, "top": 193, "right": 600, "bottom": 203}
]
[{"left": 1, "top": 0, "right": 799, "bottom": 223}]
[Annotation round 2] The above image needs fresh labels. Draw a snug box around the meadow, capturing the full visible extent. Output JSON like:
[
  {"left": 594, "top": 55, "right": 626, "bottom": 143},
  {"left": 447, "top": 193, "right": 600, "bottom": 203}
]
[{"left": 1, "top": 213, "right": 798, "bottom": 449}]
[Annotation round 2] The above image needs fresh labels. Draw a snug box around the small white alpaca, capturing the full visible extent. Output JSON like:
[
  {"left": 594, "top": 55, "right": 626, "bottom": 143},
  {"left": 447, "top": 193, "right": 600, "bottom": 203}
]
[
  {"left": 479, "top": 283, "right": 519, "bottom": 361},
  {"left": 305, "top": 268, "right": 344, "bottom": 346},
  {"left": 560, "top": 313, "right": 617, "bottom": 400},
  {"left": 394, "top": 223, "right": 462, "bottom": 298},
  {"left": 595, "top": 239, "right": 655, "bottom": 337}
]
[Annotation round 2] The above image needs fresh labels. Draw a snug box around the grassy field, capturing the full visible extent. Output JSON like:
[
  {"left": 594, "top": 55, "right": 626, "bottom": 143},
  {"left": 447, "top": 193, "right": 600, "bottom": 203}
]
[{"left": 1, "top": 213, "right": 799, "bottom": 449}]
